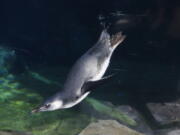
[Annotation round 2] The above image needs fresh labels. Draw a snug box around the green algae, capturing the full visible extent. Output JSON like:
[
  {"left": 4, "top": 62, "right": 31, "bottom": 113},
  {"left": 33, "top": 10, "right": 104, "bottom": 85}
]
[
  {"left": 28, "top": 71, "right": 53, "bottom": 85},
  {"left": 0, "top": 96, "right": 91, "bottom": 135},
  {"left": 28, "top": 71, "right": 61, "bottom": 87},
  {"left": 0, "top": 74, "right": 92, "bottom": 135},
  {"left": 85, "top": 97, "right": 137, "bottom": 126},
  {"left": 0, "top": 71, "right": 137, "bottom": 135}
]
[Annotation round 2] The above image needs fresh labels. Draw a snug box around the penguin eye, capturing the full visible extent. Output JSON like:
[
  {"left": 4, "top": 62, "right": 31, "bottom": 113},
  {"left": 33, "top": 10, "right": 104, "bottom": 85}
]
[
  {"left": 75, "top": 96, "right": 79, "bottom": 99},
  {"left": 45, "top": 104, "right": 50, "bottom": 108}
]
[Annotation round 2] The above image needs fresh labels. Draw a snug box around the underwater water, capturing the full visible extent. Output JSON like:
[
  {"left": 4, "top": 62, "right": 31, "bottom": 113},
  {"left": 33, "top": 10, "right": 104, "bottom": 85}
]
[
  {"left": 1, "top": 0, "right": 180, "bottom": 135},
  {"left": 0, "top": 65, "right": 139, "bottom": 135}
]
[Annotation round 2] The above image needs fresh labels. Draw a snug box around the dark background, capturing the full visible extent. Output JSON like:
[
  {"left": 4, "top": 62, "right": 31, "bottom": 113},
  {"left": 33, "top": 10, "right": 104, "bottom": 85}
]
[
  {"left": 1, "top": 0, "right": 179, "bottom": 63},
  {"left": 1, "top": 0, "right": 180, "bottom": 96}
]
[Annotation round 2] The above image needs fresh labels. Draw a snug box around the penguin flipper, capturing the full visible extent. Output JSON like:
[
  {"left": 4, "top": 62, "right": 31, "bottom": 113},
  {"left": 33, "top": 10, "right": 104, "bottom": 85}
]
[{"left": 82, "top": 74, "right": 115, "bottom": 93}]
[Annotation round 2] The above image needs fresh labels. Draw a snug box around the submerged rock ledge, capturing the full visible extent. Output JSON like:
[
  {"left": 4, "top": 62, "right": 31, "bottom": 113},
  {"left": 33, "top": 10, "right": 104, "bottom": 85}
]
[{"left": 79, "top": 120, "right": 144, "bottom": 135}]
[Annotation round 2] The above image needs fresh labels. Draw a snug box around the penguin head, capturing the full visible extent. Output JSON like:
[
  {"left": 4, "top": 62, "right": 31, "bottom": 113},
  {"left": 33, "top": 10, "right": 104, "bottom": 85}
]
[
  {"left": 32, "top": 91, "right": 90, "bottom": 113},
  {"left": 32, "top": 98, "right": 63, "bottom": 113}
]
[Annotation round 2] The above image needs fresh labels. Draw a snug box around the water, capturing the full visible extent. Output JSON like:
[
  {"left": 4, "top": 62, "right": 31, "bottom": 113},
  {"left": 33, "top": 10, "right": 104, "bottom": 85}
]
[
  {"left": 1, "top": 0, "right": 180, "bottom": 135},
  {"left": 0, "top": 65, "right": 136, "bottom": 135}
]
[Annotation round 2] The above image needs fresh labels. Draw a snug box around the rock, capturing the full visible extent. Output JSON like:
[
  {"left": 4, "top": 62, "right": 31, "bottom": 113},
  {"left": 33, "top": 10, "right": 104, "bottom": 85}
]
[
  {"left": 0, "top": 46, "right": 16, "bottom": 76},
  {"left": 167, "top": 130, "right": 180, "bottom": 135},
  {"left": 147, "top": 99, "right": 180, "bottom": 125},
  {"left": 79, "top": 120, "right": 144, "bottom": 135},
  {"left": 0, "top": 67, "right": 92, "bottom": 135},
  {"left": 117, "top": 105, "right": 153, "bottom": 135},
  {"left": 155, "top": 129, "right": 180, "bottom": 135},
  {"left": 84, "top": 98, "right": 154, "bottom": 135},
  {"left": 0, "top": 131, "right": 32, "bottom": 135},
  {"left": 6, "top": 74, "right": 15, "bottom": 82},
  {"left": 84, "top": 98, "right": 137, "bottom": 126}
]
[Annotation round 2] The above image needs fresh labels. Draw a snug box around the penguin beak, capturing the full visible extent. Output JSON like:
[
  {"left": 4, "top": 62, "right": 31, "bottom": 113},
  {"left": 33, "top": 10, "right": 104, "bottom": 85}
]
[
  {"left": 31, "top": 108, "right": 39, "bottom": 114},
  {"left": 31, "top": 107, "right": 41, "bottom": 114},
  {"left": 31, "top": 104, "right": 50, "bottom": 113}
]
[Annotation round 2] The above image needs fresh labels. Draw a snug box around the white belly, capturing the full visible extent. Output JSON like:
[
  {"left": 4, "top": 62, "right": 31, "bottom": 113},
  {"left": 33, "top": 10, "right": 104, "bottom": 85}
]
[
  {"left": 62, "top": 92, "right": 90, "bottom": 109},
  {"left": 90, "top": 58, "right": 110, "bottom": 81}
]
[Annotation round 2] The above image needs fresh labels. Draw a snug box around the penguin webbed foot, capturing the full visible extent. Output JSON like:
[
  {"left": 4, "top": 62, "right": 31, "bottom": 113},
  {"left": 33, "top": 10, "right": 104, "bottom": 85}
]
[{"left": 110, "top": 32, "right": 126, "bottom": 47}]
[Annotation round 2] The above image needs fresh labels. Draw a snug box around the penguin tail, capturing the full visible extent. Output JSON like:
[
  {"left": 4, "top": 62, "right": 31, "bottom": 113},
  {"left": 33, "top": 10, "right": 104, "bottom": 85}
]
[{"left": 110, "top": 32, "right": 126, "bottom": 48}]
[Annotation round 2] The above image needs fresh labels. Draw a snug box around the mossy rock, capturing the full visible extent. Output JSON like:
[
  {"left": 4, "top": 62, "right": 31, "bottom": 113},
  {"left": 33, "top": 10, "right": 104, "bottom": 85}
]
[
  {"left": 0, "top": 94, "right": 92, "bottom": 135},
  {"left": 85, "top": 98, "right": 137, "bottom": 126},
  {"left": 0, "top": 74, "right": 92, "bottom": 135},
  {"left": 79, "top": 120, "right": 144, "bottom": 135},
  {"left": 0, "top": 71, "right": 137, "bottom": 135}
]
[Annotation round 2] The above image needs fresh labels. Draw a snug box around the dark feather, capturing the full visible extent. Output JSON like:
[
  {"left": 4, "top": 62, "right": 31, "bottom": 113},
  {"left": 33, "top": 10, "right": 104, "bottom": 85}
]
[{"left": 81, "top": 74, "right": 116, "bottom": 93}]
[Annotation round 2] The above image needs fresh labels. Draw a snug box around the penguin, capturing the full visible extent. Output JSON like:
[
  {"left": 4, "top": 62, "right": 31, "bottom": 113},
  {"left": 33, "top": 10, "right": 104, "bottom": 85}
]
[{"left": 32, "top": 30, "right": 126, "bottom": 113}]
